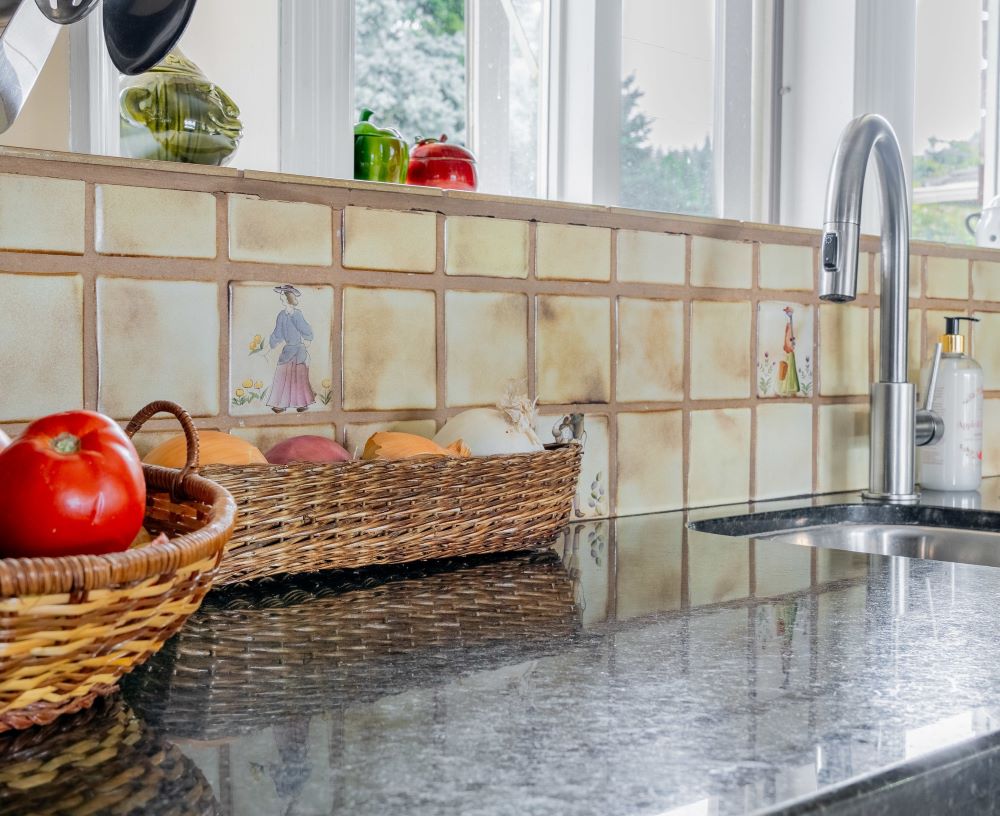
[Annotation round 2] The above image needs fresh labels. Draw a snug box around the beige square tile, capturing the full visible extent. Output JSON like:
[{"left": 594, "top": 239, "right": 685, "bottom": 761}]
[
  {"left": 617, "top": 297, "right": 683, "bottom": 402},
  {"left": 344, "top": 419, "right": 437, "bottom": 458},
  {"left": 757, "top": 302, "right": 814, "bottom": 397},
  {"left": 0, "top": 274, "right": 83, "bottom": 422},
  {"left": 342, "top": 287, "right": 437, "bottom": 410},
  {"left": 754, "top": 539, "right": 811, "bottom": 598},
  {"left": 230, "top": 424, "right": 336, "bottom": 458},
  {"left": 343, "top": 206, "right": 436, "bottom": 273},
  {"left": 856, "top": 252, "right": 871, "bottom": 295},
  {"left": 759, "top": 243, "right": 813, "bottom": 291},
  {"left": 817, "top": 403, "right": 869, "bottom": 493},
  {"left": 445, "top": 216, "right": 528, "bottom": 278},
  {"left": 875, "top": 307, "right": 923, "bottom": 385},
  {"left": 973, "top": 311, "right": 1000, "bottom": 390},
  {"left": 445, "top": 291, "right": 527, "bottom": 407},
  {"left": 818, "top": 305, "right": 870, "bottom": 396},
  {"left": 229, "top": 283, "right": 334, "bottom": 416},
  {"left": 690, "top": 300, "right": 751, "bottom": 400},
  {"left": 983, "top": 399, "right": 1000, "bottom": 477},
  {"left": 536, "top": 223, "right": 611, "bottom": 282},
  {"left": 539, "top": 412, "right": 610, "bottom": 518},
  {"left": 615, "top": 515, "right": 683, "bottom": 619},
  {"left": 97, "top": 278, "right": 220, "bottom": 419},
  {"left": 688, "top": 532, "right": 750, "bottom": 606},
  {"left": 688, "top": 408, "right": 751, "bottom": 507},
  {"left": 972, "top": 260, "right": 1000, "bottom": 301},
  {"left": 616, "top": 230, "right": 685, "bottom": 285},
  {"left": 754, "top": 403, "right": 813, "bottom": 500},
  {"left": 228, "top": 195, "right": 333, "bottom": 266},
  {"left": 616, "top": 411, "right": 683, "bottom": 515},
  {"left": 96, "top": 184, "right": 216, "bottom": 258},
  {"left": 874, "top": 254, "right": 922, "bottom": 297},
  {"left": 536, "top": 295, "right": 611, "bottom": 404},
  {"left": 0, "top": 174, "right": 84, "bottom": 254},
  {"left": 690, "top": 236, "right": 752, "bottom": 289},
  {"left": 925, "top": 256, "right": 970, "bottom": 300}
]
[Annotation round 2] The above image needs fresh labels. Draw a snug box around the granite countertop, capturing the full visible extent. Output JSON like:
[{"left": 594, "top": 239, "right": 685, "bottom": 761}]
[{"left": 6, "top": 482, "right": 1000, "bottom": 815}]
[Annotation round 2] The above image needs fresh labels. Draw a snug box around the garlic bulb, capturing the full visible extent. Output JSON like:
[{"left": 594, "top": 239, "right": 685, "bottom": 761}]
[{"left": 434, "top": 391, "right": 544, "bottom": 456}]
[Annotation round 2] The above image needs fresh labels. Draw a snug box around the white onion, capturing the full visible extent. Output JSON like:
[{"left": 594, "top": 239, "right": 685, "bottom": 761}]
[{"left": 434, "top": 394, "right": 543, "bottom": 457}]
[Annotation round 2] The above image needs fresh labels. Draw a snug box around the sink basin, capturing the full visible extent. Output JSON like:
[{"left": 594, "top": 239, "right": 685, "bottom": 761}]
[{"left": 687, "top": 504, "right": 1000, "bottom": 568}]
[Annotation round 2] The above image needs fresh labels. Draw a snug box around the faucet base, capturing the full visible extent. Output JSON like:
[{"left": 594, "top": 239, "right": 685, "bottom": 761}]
[
  {"left": 867, "top": 381, "right": 918, "bottom": 501},
  {"left": 861, "top": 489, "right": 919, "bottom": 505}
]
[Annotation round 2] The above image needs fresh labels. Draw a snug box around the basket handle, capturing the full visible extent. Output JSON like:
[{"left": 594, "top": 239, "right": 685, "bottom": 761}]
[{"left": 124, "top": 400, "right": 201, "bottom": 495}]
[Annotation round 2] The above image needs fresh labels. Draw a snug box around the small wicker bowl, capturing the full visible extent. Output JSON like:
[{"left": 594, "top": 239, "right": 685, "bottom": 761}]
[{"left": 0, "top": 401, "right": 236, "bottom": 733}]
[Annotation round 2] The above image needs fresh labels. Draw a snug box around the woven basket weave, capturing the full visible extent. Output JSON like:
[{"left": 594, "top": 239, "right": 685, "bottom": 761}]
[
  {"left": 0, "top": 401, "right": 235, "bottom": 733},
  {"left": 181, "top": 435, "right": 582, "bottom": 586}
]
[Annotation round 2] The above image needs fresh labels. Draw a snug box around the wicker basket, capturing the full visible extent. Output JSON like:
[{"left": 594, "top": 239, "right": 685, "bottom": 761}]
[
  {"left": 0, "top": 401, "right": 236, "bottom": 733},
  {"left": 131, "top": 402, "right": 582, "bottom": 586},
  {"left": 124, "top": 550, "right": 579, "bottom": 740}
]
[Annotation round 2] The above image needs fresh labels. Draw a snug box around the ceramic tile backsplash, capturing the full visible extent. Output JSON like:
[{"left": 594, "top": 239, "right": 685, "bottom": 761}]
[
  {"left": 690, "top": 236, "right": 752, "bottom": 289},
  {"left": 536, "top": 223, "right": 611, "bottom": 282},
  {"left": 539, "top": 411, "right": 610, "bottom": 519},
  {"left": 973, "top": 261, "right": 1000, "bottom": 301},
  {"left": 925, "top": 256, "right": 970, "bottom": 300},
  {"left": 96, "top": 184, "right": 216, "bottom": 258},
  {"left": 983, "top": 399, "right": 1000, "bottom": 478},
  {"left": 616, "top": 230, "right": 685, "bottom": 285},
  {"left": 0, "top": 173, "right": 84, "bottom": 254},
  {"left": 818, "top": 304, "right": 869, "bottom": 396},
  {"left": 229, "top": 195, "right": 333, "bottom": 266},
  {"left": 616, "top": 410, "right": 683, "bottom": 515},
  {"left": 536, "top": 295, "right": 611, "bottom": 404},
  {"left": 759, "top": 243, "right": 813, "bottom": 291},
  {"left": 616, "top": 297, "right": 683, "bottom": 402},
  {"left": 445, "top": 216, "right": 528, "bottom": 278},
  {"left": 690, "top": 300, "right": 751, "bottom": 400},
  {"left": 757, "top": 302, "right": 814, "bottom": 398},
  {"left": 974, "top": 311, "right": 1000, "bottom": 391},
  {"left": 755, "top": 403, "right": 813, "bottom": 501},
  {"left": 688, "top": 408, "right": 751, "bottom": 507},
  {"left": 344, "top": 206, "right": 436, "bottom": 273},
  {"left": 817, "top": 403, "right": 869, "bottom": 494}
]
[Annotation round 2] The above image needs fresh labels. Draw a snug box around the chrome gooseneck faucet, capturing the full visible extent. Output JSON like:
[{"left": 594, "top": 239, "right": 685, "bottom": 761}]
[{"left": 821, "top": 114, "right": 943, "bottom": 503}]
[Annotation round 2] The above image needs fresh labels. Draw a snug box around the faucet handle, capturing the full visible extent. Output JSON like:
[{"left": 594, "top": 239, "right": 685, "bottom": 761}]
[{"left": 922, "top": 342, "right": 943, "bottom": 413}]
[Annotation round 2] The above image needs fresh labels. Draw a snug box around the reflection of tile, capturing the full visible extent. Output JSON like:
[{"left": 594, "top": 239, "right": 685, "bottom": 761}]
[
  {"left": 445, "top": 291, "right": 527, "bottom": 407},
  {"left": 615, "top": 515, "right": 683, "bottom": 619},
  {"left": 0, "top": 274, "right": 83, "bottom": 422},
  {"left": 617, "top": 297, "right": 683, "bottom": 402},
  {"left": 755, "top": 539, "right": 811, "bottom": 597},
  {"left": 816, "top": 549, "right": 868, "bottom": 582},
  {"left": 564, "top": 520, "right": 611, "bottom": 626},
  {"left": 616, "top": 230, "right": 684, "bottom": 284},
  {"left": 875, "top": 307, "right": 923, "bottom": 384},
  {"left": 972, "top": 261, "right": 1000, "bottom": 301},
  {"left": 344, "top": 207, "right": 436, "bottom": 273},
  {"left": 0, "top": 173, "right": 84, "bottom": 253},
  {"left": 925, "top": 256, "right": 970, "bottom": 300},
  {"left": 344, "top": 419, "right": 437, "bottom": 457},
  {"left": 228, "top": 195, "right": 333, "bottom": 266},
  {"left": 230, "top": 424, "right": 336, "bottom": 458},
  {"left": 973, "top": 311, "right": 1000, "bottom": 390},
  {"left": 757, "top": 302, "right": 814, "bottom": 398},
  {"left": 690, "top": 300, "right": 751, "bottom": 400},
  {"left": 445, "top": 216, "right": 528, "bottom": 278},
  {"left": 96, "top": 184, "right": 216, "bottom": 258},
  {"left": 688, "top": 408, "right": 751, "bottom": 507},
  {"left": 688, "top": 532, "right": 750, "bottom": 606},
  {"left": 759, "top": 243, "right": 813, "bottom": 291},
  {"left": 536, "top": 295, "right": 611, "bottom": 404},
  {"left": 229, "top": 283, "right": 334, "bottom": 416},
  {"left": 536, "top": 223, "right": 611, "bottom": 281},
  {"left": 817, "top": 403, "right": 868, "bottom": 493},
  {"left": 983, "top": 399, "right": 1000, "bottom": 477},
  {"left": 690, "top": 236, "right": 752, "bottom": 288},
  {"left": 755, "top": 403, "right": 813, "bottom": 500},
  {"left": 616, "top": 411, "right": 682, "bottom": 515},
  {"left": 97, "top": 278, "right": 219, "bottom": 419},
  {"left": 342, "top": 287, "right": 436, "bottom": 410},
  {"left": 818, "top": 304, "right": 869, "bottom": 396}
]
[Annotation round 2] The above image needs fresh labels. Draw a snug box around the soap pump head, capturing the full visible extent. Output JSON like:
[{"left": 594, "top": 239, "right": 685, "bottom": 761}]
[{"left": 941, "top": 315, "right": 979, "bottom": 354}]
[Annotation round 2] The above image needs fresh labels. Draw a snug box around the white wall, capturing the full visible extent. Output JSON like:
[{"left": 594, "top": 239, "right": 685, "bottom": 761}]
[{"left": 0, "top": 28, "right": 70, "bottom": 152}]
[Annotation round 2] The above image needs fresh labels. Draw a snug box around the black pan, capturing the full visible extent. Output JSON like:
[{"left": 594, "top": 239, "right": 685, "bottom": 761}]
[{"left": 103, "top": 0, "right": 198, "bottom": 75}]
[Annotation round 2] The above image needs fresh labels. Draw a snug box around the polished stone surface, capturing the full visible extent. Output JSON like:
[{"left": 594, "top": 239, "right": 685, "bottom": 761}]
[{"left": 5, "top": 482, "right": 1000, "bottom": 814}]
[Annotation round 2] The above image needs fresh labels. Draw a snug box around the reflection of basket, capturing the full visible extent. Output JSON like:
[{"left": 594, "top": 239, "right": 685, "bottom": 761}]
[
  {"left": 0, "top": 401, "right": 235, "bottom": 733},
  {"left": 197, "top": 442, "right": 582, "bottom": 586},
  {"left": 0, "top": 696, "right": 220, "bottom": 816},
  {"left": 124, "top": 551, "right": 578, "bottom": 740}
]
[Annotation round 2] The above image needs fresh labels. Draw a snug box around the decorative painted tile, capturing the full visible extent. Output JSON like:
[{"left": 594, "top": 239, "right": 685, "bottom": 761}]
[
  {"left": 688, "top": 529, "right": 750, "bottom": 606},
  {"left": 690, "top": 300, "right": 752, "bottom": 400},
  {"left": 817, "top": 304, "right": 869, "bottom": 396},
  {"left": 556, "top": 520, "right": 611, "bottom": 627},
  {"left": 229, "top": 283, "right": 334, "bottom": 416},
  {"left": 690, "top": 236, "right": 752, "bottom": 289},
  {"left": 973, "top": 311, "right": 1000, "bottom": 390},
  {"left": 615, "top": 515, "right": 683, "bottom": 619},
  {"left": 535, "top": 223, "right": 611, "bottom": 282},
  {"left": 874, "top": 254, "right": 922, "bottom": 298},
  {"left": 754, "top": 538, "right": 811, "bottom": 597},
  {"left": 972, "top": 260, "right": 1000, "bottom": 301},
  {"left": 342, "top": 287, "right": 436, "bottom": 410},
  {"left": 758, "top": 243, "right": 813, "bottom": 291},
  {"left": 615, "top": 411, "right": 682, "bottom": 515},
  {"left": 983, "top": 400, "right": 1000, "bottom": 478},
  {"left": 0, "top": 173, "right": 84, "bottom": 254},
  {"left": 445, "top": 291, "right": 527, "bottom": 407},
  {"left": 343, "top": 206, "right": 436, "bottom": 273},
  {"left": 925, "top": 256, "right": 970, "bottom": 300},
  {"left": 816, "top": 403, "right": 868, "bottom": 494},
  {"left": 230, "top": 424, "right": 336, "bottom": 457},
  {"left": 535, "top": 295, "right": 611, "bottom": 404},
  {"left": 344, "top": 419, "right": 437, "bottom": 458},
  {"left": 96, "top": 184, "right": 216, "bottom": 258},
  {"left": 754, "top": 403, "right": 813, "bottom": 501},
  {"left": 538, "top": 411, "right": 610, "bottom": 518},
  {"left": 757, "top": 302, "right": 814, "bottom": 398},
  {"left": 616, "top": 230, "right": 685, "bottom": 285},
  {"left": 228, "top": 195, "right": 333, "bottom": 266},
  {"left": 445, "top": 216, "right": 528, "bottom": 278},
  {"left": 97, "top": 278, "right": 220, "bottom": 419},
  {"left": 616, "top": 297, "right": 683, "bottom": 402},
  {"left": 687, "top": 408, "right": 751, "bottom": 507},
  {"left": 875, "top": 307, "right": 923, "bottom": 384},
  {"left": 0, "top": 274, "right": 83, "bottom": 422}
]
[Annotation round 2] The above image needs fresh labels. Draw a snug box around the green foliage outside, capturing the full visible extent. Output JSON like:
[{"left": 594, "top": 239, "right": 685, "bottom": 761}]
[{"left": 912, "top": 134, "right": 979, "bottom": 246}]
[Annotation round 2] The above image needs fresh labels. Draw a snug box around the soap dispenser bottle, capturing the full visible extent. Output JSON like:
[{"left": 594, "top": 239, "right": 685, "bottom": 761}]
[{"left": 919, "top": 316, "right": 983, "bottom": 491}]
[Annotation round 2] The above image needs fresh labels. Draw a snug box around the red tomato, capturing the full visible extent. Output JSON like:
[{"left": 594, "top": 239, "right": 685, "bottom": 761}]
[{"left": 0, "top": 411, "right": 146, "bottom": 558}]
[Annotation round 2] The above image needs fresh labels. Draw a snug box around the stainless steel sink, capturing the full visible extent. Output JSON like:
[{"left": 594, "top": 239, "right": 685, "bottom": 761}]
[{"left": 687, "top": 504, "right": 1000, "bottom": 569}]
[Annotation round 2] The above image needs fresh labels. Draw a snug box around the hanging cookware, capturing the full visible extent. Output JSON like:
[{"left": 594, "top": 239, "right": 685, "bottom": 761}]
[
  {"left": 103, "top": 0, "right": 198, "bottom": 75},
  {"left": 33, "top": 0, "right": 100, "bottom": 24}
]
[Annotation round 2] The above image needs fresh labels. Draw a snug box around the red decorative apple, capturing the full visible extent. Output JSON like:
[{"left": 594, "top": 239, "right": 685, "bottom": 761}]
[{"left": 407, "top": 135, "right": 478, "bottom": 191}]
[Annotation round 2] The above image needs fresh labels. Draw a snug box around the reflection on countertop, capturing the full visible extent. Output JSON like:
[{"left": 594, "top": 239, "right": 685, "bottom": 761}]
[{"left": 6, "top": 483, "right": 1000, "bottom": 815}]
